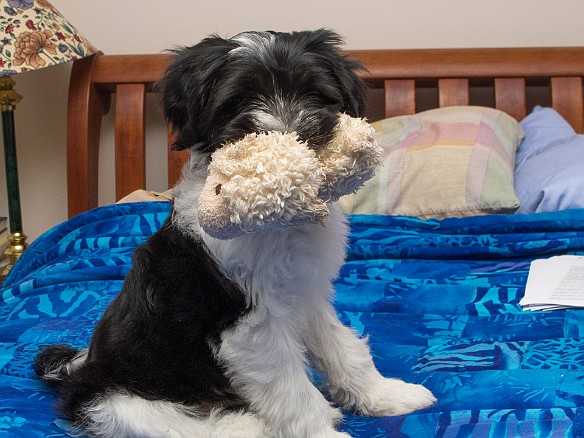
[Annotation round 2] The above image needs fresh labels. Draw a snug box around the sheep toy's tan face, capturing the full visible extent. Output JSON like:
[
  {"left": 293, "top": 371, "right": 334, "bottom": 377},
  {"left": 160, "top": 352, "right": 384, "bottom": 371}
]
[{"left": 198, "top": 113, "right": 382, "bottom": 239}]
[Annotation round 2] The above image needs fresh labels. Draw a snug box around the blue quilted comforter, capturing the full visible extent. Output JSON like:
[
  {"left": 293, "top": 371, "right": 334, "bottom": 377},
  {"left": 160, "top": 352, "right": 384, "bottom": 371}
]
[{"left": 2, "top": 202, "right": 584, "bottom": 437}]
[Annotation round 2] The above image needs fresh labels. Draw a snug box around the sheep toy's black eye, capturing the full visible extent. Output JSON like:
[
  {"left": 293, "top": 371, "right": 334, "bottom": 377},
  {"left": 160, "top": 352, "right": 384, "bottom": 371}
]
[{"left": 215, "top": 184, "right": 222, "bottom": 195}]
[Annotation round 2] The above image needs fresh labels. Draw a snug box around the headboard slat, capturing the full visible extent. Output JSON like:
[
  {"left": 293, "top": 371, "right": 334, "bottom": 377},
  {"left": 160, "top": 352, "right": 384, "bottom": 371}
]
[
  {"left": 438, "top": 79, "right": 470, "bottom": 107},
  {"left": 384, "top": 79, "right": 415, "bottom": 117},
  {"left": 551, "top": 77, "right": 584, "bottom": 134},
  {"left": 494, "top": 78, "right": 527, "bottom": 122},
  {"left": 114, "top": 83, "right": 146, "bottom": 200}
]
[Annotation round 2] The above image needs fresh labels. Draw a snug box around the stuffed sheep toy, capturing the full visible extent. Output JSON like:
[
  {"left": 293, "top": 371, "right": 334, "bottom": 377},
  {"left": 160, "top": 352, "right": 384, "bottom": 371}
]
[{"left": 198, "top": 113, "right": 382, "bottom": 239}]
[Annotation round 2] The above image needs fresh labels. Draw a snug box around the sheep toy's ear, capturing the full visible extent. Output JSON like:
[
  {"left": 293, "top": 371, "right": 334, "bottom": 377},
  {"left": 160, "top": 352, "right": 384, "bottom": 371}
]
[
  {"left": 318, "top": 113, "right": 383, "bottom": 202},
  {"left": 198, "top": 132, "right": 329, "bottom": 239}
]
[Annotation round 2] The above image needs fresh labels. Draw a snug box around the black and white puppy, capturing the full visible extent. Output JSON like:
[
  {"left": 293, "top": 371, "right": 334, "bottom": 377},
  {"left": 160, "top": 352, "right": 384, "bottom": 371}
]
[{"left": 35, "top": 30, "right": 435, "bottom": 438}]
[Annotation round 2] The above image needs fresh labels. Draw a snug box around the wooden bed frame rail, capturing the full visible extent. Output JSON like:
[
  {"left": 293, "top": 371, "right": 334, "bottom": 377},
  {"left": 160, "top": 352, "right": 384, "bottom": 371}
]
[{"left": 67, "top": 47, "right": 584, "bottom": 218}]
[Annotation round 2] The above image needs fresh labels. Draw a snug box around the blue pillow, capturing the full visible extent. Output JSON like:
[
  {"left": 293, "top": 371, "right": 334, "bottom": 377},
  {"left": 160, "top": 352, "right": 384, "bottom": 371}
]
[{"left": 515, "top": 107, "right": 584, "bottom": 214}]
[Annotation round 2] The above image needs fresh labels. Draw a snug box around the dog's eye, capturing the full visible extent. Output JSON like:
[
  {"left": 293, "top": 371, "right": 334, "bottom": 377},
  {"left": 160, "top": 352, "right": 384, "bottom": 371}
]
[
  {"left": 215, "top": 184, "right": 222, "bottom": 195},
  {"left": 322, "top": 96, "right": 339, "bottom": 105},
  {"left": 326, "top": 102, "right": 342, "bottom": 112},
  {"left": 312, "top": 93, "right": 341, "bottom": 110}
]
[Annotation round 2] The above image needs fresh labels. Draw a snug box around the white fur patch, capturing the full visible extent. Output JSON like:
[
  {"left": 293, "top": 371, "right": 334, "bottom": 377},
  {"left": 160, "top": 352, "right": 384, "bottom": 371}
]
[
  {"left": 229, "top": 32, "right": 275, "bottom": 61},
  {"left": 80, "top": 392, "right": 270, "bottom": 438},
  {"left": 249, "top": 96, "right": 306, "bottom": 134},
  {"left": 249, "top": 110, "right": 287, "bottom": 133}
]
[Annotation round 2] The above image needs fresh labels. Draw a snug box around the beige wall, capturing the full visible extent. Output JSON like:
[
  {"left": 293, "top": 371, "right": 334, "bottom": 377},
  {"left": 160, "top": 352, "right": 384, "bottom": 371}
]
[{"left": 2, "top": 0, "right": 584, "bottom": 241}]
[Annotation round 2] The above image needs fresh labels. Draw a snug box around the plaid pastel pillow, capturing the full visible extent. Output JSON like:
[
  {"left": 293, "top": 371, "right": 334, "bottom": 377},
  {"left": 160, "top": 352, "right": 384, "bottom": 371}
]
[{"left": 340, "top": 106, "right": 524, "bottom": 219}]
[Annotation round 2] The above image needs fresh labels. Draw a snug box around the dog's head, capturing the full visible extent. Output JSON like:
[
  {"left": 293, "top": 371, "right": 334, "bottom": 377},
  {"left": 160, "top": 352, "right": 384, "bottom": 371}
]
[{"left": 159, "top": 29, "right": 366, "bottom": 154}]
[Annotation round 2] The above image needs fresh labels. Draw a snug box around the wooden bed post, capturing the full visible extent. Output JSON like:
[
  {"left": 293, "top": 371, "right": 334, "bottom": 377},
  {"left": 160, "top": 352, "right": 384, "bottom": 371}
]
[{"left": 67, "top": 53, "right": 110, "bottom": 218}]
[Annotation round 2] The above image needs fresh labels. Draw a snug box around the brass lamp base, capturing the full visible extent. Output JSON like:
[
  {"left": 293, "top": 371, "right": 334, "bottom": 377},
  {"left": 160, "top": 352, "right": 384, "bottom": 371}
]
[
  {"left": 0, "top": 75, "right": 27, "bottom": 283},
  {"left": 1, "top": 232, "right": 27, "bottom": 279}
]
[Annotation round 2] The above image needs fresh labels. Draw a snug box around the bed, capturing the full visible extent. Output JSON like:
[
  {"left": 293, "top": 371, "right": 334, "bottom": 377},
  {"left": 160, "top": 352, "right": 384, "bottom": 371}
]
[{"left": 1, "top": 46, "right": 584, "bottom": 437}]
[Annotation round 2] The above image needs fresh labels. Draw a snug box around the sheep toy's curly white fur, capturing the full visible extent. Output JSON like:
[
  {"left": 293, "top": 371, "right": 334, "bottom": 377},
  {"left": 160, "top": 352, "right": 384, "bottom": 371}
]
[
  {"left": 198, "top": 131, "right": 328, "bottom": 239},
  {"left": 198, "top": 113, "right": 382, "bottom": 239}
]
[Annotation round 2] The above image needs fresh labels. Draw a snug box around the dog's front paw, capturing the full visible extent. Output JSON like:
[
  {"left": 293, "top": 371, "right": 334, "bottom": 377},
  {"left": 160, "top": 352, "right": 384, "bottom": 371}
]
[{"left": 356, "top": 378, "right": 436, "bottom": 417}]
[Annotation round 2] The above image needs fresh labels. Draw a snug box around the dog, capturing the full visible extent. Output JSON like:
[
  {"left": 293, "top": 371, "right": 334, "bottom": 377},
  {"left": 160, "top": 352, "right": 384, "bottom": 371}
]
[{"left": 35, "top": 29, "right": 436, "bottom": 437}]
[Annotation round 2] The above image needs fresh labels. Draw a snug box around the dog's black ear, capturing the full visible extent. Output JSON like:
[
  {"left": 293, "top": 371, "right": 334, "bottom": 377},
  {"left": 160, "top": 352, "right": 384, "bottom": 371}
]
[
  {"left": 303, "top": 29, "right": 367, "bottom": 118},
  {"left": 158, "top": 36, "right": 236, "bottom": 151},
  {"left": 333, "top": 56, "right": 367, "bottom": 118}
]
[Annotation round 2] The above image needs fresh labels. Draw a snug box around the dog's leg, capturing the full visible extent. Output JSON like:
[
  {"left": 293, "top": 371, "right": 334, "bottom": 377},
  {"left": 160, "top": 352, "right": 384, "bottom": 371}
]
[
  {"left": 218, "top": 309, "right": 350, "bottom": 438},
  {"left": 303, "top": 301, "right": 436, "bottom": 417}
]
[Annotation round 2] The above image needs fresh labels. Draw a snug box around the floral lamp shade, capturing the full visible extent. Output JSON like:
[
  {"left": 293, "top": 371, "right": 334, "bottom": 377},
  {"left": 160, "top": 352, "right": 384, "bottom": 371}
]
[{"left": 0, "top": 0, "right": 96, "bottom": 76}]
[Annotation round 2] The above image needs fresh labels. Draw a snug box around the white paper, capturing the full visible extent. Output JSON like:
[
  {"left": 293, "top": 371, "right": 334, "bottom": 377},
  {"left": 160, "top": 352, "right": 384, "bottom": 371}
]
[{"left": 520, "top": 255, "right": 584, "bottom": 311}]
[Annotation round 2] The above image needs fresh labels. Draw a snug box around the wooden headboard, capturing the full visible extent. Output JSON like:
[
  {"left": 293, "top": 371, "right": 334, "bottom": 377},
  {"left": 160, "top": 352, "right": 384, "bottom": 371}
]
[{"left": 67, "top": 47, "right": 584, "bottom": 218}]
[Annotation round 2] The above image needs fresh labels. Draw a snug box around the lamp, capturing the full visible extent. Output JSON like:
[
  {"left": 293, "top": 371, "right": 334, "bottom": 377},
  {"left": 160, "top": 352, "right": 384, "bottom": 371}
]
[{"left": 0, "top": 0, "right": 96, "bottom": 277}]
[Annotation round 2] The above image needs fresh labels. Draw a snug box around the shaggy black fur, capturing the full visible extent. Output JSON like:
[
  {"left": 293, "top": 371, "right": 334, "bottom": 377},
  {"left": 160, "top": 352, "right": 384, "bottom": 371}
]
[{"left": 35, "top": 218, "right": 248, "bottom": 421}]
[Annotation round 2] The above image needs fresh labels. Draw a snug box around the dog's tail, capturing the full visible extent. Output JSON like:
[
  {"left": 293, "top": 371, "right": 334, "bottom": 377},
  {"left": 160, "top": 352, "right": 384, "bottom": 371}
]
[{"left": 34, "top": 345, "right": 88, "bottom": 386}]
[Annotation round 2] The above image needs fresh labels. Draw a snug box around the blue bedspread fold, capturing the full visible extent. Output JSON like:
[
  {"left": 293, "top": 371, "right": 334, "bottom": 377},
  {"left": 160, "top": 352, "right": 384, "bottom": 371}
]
[{"left": 1, "top": 202, "right": 584, "bottom": 437}]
